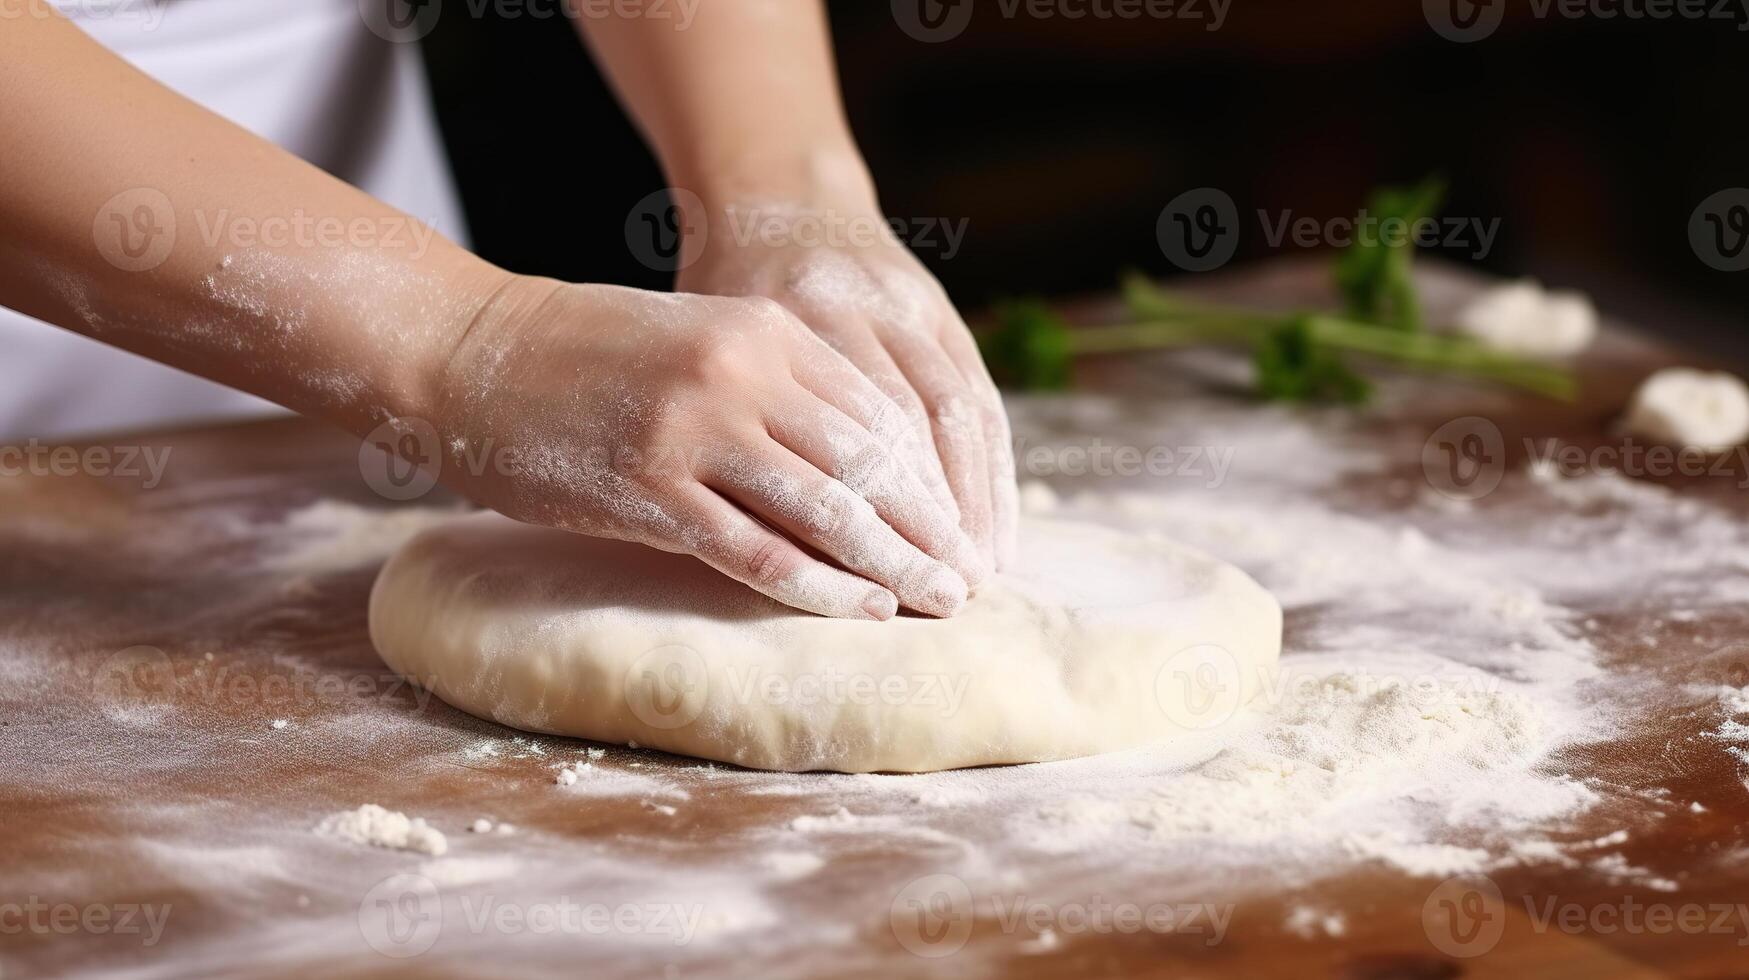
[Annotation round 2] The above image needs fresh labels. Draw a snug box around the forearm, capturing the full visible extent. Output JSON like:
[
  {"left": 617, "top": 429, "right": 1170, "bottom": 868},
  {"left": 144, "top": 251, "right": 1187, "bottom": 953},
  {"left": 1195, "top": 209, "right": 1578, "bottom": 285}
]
[
  {"left": 575, "top": 0, "right": 876, "bottom": 210},
  {"left": 0, "top": 11, "right": 508, "bottom": 436}
]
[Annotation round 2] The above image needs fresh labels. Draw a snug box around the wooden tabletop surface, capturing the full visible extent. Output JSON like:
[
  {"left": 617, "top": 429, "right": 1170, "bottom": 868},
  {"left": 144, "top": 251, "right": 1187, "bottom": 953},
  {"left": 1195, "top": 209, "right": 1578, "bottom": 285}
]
[{"left": 3, "top": 260, "right": 1747, "bottom": 979}]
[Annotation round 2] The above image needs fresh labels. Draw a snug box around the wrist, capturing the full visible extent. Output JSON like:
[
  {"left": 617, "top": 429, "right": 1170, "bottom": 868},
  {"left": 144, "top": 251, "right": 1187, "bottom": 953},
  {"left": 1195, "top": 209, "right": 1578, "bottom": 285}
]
[
  {"left": 677, "top": 141, "right": 879, "bottom": 219},
  {"left": 376, "top": 258, "right": 526, "bottom": 435},
  {"left": 419, "top": 271, "right": 568, "bottom": 441}
]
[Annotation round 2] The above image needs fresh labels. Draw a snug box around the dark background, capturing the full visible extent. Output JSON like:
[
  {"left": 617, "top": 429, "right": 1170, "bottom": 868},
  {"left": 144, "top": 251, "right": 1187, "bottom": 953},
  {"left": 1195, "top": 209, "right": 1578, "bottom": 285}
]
[{"left": 421, "top": 1, "right": 1747, "bottom": 357}]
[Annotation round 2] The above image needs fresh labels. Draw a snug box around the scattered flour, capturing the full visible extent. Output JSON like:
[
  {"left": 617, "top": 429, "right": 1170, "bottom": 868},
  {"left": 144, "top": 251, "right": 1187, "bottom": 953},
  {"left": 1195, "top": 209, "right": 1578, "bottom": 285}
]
[
  {"left": 763, "top": 851, "right": 825, "bottom": 880},
  {"left": 1283, "top": 905, "right": 1347, "bottom": 939},
  {"left": 789, "top": 807, "right": 860, "bottom": 833},
  {"left": 268, "top": 500, "right": 466, "bottom": 574},
  {"left": 315, "top": 804, "right": 448, "bottom": 856},
  {"left": 13, "top": 370, "right": 1744, "bottom": 974}
]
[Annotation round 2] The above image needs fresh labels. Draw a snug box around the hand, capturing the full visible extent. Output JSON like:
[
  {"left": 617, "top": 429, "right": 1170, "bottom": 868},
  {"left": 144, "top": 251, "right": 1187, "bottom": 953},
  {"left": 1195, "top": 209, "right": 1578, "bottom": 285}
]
[
  {"left": 678, "top": 201, "right": 1019, "bottom": 569},
  {"left": 430, "top": 277, "right": 987, "bottom": 620}
]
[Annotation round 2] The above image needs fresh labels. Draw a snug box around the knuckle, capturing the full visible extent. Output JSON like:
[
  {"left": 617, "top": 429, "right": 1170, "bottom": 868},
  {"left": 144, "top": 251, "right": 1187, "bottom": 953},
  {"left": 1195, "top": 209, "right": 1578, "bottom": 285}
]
[
  {"left": 796, "top": 482, "right": 859, "bottom": 538},
  {"left": 690, "top": 336, "right": 757, "bottom": 387},
  {"left": 931, "top": 394, "right": 979, "bottom": 435},
  {"left": 742, "top": 295, "right": 800, "bottom": 331},
  {"left": 836, "top": 444, "right": 898, "bottom": 497},
  {"left": 744, "top": 537, "right": 796, "bottom": 588}
]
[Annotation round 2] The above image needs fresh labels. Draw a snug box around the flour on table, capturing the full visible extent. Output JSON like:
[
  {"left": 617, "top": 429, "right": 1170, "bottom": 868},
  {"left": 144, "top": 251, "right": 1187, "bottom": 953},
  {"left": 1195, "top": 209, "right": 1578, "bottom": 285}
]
[
  {"left": 315, "top": 803, "right": 448, "bottom": 856},
  {"left": 762, "top": 851, "right": 825, "bottom": 880},
  {"left": 1283, "top": 905, "right": 1347, "bottom": 939},
  {"left": 268, "top": 500, "right": 467, "bottom": 574}
]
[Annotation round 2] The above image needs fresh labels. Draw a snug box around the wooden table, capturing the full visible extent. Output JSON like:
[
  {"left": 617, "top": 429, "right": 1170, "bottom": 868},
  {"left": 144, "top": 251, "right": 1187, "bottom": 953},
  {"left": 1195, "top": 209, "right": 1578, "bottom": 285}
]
[{"left": 4, "top": 261, "right": 1747, "bottom": 978}]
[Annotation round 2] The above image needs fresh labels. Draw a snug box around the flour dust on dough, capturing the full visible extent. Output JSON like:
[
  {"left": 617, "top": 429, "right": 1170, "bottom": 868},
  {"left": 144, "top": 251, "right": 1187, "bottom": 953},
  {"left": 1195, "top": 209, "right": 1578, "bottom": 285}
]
[{"left": 368, "top": 513, "right": 1282, "bottom": 773}]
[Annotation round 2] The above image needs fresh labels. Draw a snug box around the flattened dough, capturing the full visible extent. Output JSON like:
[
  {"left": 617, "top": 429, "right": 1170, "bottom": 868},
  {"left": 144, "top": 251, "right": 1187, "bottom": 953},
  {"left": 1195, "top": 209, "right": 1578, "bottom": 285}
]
[{"left": 368, "top": 513, "right": 1282, "bottom": 773}]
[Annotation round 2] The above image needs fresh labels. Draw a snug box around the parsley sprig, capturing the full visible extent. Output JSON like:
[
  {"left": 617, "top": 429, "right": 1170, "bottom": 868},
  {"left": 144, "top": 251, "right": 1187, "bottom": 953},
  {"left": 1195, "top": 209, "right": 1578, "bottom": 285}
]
[{"left": 980, "top": 180, "right": 1576, "bottom": 403}]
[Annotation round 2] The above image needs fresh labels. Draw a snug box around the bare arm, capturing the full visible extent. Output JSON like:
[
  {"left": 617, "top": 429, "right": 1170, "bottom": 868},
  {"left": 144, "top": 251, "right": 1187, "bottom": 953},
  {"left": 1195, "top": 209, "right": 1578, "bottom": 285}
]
[
  {"left": 0, "top": 9, "right": 503, "bottom": 433},
  {"left": 575, "top": 1, "right": 871, "bottom": 209},
  {"left": 0, "top": 9, "right": 982, "bottom": 618}
]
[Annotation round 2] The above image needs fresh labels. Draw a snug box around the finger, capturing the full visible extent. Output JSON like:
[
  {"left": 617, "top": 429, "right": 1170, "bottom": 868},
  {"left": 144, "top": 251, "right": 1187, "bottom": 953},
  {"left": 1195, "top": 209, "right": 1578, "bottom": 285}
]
[
  {"left": 938, "top": 319, "right": 1021, "bottom": 568},
  {"left": 703, "top": 440, "right": 970, "bottom": 618},
  {"left": 787, "top": 326, "right": 961, "bottom": 523},
  {"left": 883, "top": 339, "right": 996, "bottom": 566},
  {"left": 667, "top": 484, "right": 898, "bottom": 621},
  {"left": 763, "top": 395, "right": 988, "bottom": 588}
]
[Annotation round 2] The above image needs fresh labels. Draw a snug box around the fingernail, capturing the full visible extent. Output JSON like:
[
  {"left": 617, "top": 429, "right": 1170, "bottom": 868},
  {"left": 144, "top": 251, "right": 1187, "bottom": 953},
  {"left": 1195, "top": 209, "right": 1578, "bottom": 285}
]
[{"left": 861, "top": 589, "right": 898, "bottom": 621}]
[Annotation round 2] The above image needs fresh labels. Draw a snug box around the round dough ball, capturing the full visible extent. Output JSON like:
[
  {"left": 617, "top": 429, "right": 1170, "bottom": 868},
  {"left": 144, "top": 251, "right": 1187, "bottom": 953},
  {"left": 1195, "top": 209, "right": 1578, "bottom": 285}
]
[
  {"left": 1452, "top": 279, "right": 1597, "bottom": 358},
  {"left": 1624, "top": 367, "right": 1749, "bottom": 451},
  {"left": 369, "top": 513, "right": 1282, "bottom": 773}
]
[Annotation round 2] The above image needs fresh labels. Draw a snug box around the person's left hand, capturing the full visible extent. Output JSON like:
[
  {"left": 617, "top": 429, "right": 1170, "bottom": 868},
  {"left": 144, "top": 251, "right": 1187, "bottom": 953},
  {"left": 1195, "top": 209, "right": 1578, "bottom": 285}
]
[{"left": 678, "top": 200, "right": 1019, "bottom": 571}]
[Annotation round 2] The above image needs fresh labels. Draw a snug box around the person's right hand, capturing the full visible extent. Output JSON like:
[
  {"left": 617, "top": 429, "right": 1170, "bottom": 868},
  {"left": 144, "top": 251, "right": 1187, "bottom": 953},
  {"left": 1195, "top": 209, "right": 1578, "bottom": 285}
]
[{"left": 427, "top": 277, "right": 989, "bottom": 620}]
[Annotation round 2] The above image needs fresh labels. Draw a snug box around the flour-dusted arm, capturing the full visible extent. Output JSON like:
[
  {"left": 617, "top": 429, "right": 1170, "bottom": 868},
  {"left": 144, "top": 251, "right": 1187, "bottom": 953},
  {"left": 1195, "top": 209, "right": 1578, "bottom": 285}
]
[{"left": 0, "top": 9, "right": 979, "bottom": 618}]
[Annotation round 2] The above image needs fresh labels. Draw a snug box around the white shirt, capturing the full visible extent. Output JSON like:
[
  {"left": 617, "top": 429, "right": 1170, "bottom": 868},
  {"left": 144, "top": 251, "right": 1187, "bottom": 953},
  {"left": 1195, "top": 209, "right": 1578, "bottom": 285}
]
[{"left": 2, "top": 0, "right": 468, "bottom": 440}]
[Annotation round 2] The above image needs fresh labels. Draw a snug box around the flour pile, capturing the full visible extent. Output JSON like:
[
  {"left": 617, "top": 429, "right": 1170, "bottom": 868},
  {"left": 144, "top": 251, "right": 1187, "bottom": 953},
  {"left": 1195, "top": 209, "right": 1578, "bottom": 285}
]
[
  {"left": 315, "top": 803, "right": 448, "bottom": 856},
  {"left": 1033, "top": 672, "right": 1588, "bottom": 877}
]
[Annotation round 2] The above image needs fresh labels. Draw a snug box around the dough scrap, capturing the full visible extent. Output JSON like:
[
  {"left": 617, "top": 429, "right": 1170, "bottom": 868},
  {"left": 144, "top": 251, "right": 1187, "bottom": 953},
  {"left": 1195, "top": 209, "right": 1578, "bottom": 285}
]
[{"left": 369, "top": 513, "right": 1282, "bottom": 773}]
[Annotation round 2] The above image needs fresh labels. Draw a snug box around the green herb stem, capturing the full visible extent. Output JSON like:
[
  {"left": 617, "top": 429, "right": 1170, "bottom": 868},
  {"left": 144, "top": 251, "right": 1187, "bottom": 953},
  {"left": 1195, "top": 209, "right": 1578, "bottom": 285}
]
[{"left": 1069, "top": 278, "right": 1575, "bottom": 399}]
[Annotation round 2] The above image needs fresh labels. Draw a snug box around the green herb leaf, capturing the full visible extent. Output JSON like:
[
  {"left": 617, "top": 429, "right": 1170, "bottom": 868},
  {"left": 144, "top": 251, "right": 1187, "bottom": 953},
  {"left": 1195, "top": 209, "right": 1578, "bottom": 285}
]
[
  {"left": 1254, "top": 318, "right": 1373, "bottom": 404},
  {"left": 1331, "top": 175, "right": 1446, "bottom": 332},
  {"left": 981, "top": 299, "right": 1074, "bottom": 390}
]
